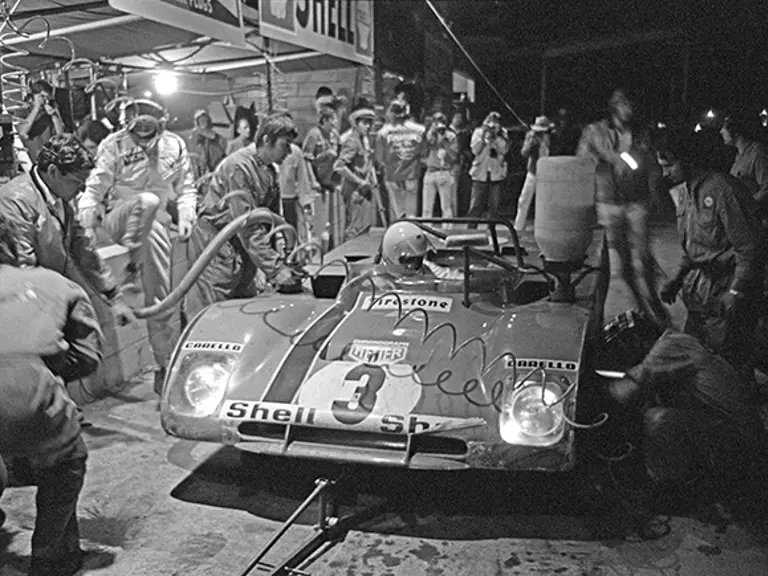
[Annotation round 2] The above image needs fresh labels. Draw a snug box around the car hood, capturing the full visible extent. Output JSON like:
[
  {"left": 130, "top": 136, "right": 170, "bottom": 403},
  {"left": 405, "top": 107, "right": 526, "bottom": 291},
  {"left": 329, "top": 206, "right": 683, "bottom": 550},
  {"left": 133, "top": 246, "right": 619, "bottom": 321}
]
[{"left": 210, "top": 288, "right": 590, "bottom": 439}]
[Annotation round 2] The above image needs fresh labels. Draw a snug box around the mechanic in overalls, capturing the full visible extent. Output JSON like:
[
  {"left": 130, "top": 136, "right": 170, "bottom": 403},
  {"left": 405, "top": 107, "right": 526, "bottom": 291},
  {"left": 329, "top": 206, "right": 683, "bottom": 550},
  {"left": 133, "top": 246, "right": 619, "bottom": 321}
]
[
  {"left": 185, "top": 112, "right": 304, "bottom": 321},
  {"left": 78, "top": 100, "right": 197, "bottom": 394},
  {"left": 577, "top": 89, "right": 669, "bottom": 328},
  {"left": 0, "top": 134, "right": 134, "bottom": 326},
  {"left": 594, "top": 315, "right": 766, "bottom": 538},
  {"left": 0, "top": 210, "right": 103, "bottom": 576},
  {"left": 655, "top": 127, "right": 764, "bottom": 381}
]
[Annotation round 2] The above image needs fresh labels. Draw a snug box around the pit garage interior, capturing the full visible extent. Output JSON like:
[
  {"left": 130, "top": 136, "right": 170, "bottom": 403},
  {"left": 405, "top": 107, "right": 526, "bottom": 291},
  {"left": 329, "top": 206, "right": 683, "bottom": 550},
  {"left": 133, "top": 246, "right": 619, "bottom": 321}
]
[{"left": 1, "top": 2, "right": 768, "bottom": 576}]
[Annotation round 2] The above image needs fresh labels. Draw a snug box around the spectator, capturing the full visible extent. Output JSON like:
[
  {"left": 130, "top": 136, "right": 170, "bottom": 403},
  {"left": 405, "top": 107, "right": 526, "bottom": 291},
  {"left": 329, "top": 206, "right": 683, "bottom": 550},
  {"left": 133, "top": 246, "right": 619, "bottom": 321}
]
[
  {"left": 279, "top": 141, "right": 318, "bottom": 234},
  {"left": 656, "top": 127, "right": 763, "bottom": 381},
  {"left": 422, "top": 111, "right": 459, "bottom": 223},
  {"left": 78, "top": 100, "right": 196, "bottom": 395},
  {"left": 551, "top": 107, "right": 582, "bottom": 155},
  {"left": 376, "top": 100, "right": 425, "bottom": 221},
  {"left": 720, "top": 109, "right": 768, "bottom": 215},
  {"left": 334, "top": 100, "right": 378, "bottom": 240},
  {"left": 191, "top": 109, "right": 228, "bottom": 177},
  {"left": 450, "top": 111, "right": 472, "bottom": 215},
  {"left": 515, "top": 116, "right": 553, "bottom": 233},
  {"left": 0, "top": 210, "right": 103, "bottom": 576},
  {"left": 467, "top": 111, "right": 509, "bottom": 227},
  {"left": 303, "top": 106, "right": 340, "bottom": 193},
  {"left": 19, "top": 80, "right": 65, "bottom": 163},
  {"left": 185, "top": 112, "right": 303, "bottom": 320},
  {"left": 577, "top": 89, "right": 669, "bottom": 327},
  {"left": 227, "top": 105, "right": 259, "bottom": 156}
]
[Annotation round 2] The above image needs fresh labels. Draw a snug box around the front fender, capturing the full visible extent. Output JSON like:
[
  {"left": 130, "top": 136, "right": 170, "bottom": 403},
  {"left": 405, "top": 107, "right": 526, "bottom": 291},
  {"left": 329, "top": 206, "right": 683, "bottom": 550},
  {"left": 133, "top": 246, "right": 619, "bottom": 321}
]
[{"left": 161, "top": 294, "right": 338, "bottom": 439}]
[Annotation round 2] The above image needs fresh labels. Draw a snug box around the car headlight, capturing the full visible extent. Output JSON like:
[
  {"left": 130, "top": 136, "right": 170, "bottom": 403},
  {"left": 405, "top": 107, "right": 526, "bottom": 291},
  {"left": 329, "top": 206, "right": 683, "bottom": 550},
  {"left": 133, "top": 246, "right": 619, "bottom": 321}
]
[
  {"left": 499, "top": 381, "right": 565, "bottom": 446},
  {"left": 183, "top": 363, "right": 231, "bottom": 417}
]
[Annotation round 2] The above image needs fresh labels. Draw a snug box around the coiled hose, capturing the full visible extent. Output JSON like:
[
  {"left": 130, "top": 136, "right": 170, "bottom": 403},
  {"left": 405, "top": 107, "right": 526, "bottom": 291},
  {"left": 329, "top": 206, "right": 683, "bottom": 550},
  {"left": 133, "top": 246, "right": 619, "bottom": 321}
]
[{"left": 132, "top": 207, "right": 323, "bottom": 319}]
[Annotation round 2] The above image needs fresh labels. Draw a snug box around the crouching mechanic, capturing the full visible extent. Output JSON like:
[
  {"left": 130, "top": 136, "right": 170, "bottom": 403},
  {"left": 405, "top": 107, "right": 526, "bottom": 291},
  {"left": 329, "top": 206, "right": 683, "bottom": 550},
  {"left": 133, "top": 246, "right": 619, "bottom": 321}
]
[
  {"left": 185, "top": 112, "right": 304, "bottom": 320},
  {"left": 78, "top": 100, "right": 197, "bottom": 394},
  {"left": 596, "top": 321, "right": 765, "bottom": 529},
  {"left": 0, "top": 134, "right": 134, "bottom": 326},
  {"left": 380, "top": 221, "right": 462, "bottom": 280},
  {"left": 655, "top": 128, "right": 764, "bottom": 381},
  {"left": 0, "top": 212, "right": 103, "bottom": 576}
]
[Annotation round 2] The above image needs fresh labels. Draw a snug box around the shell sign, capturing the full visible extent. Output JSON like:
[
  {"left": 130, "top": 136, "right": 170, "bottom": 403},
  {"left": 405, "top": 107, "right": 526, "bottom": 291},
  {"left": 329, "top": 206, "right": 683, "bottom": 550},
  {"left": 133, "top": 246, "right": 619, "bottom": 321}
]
[{"left": 258, "top": 0, "right": 374, "bottom": 66}]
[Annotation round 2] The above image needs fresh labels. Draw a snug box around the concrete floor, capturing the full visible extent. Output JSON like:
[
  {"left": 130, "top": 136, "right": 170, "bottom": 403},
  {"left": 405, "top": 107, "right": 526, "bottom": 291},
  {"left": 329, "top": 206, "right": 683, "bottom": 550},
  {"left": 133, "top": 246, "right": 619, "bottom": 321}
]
[{"left": 2, "top": 223, "right": 768, "bottom": 576}]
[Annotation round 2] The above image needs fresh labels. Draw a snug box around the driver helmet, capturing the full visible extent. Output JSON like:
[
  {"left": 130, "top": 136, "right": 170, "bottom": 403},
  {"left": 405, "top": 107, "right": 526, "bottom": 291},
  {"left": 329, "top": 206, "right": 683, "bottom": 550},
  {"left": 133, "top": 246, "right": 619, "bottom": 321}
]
[
  {"left": 381, "top": 222, "right": 432, "bottom": 272},
  {"left": 124, "top": 99, "right": 167, "bottom": 135}
]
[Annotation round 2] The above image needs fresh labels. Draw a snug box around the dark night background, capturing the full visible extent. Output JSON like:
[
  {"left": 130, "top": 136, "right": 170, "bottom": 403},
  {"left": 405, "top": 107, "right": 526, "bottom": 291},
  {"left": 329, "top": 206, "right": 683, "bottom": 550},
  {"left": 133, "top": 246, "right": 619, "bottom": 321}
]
[{"left": 434, "top": 0, "right": 768, "bottom": 125}]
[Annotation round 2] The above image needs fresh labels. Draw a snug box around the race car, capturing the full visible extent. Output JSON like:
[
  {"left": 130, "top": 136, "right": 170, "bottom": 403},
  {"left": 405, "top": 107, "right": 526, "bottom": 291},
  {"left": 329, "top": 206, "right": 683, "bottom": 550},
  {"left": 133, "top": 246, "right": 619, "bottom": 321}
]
[{"left": 160, "top": 216, "right": 610, "bottom": 472}]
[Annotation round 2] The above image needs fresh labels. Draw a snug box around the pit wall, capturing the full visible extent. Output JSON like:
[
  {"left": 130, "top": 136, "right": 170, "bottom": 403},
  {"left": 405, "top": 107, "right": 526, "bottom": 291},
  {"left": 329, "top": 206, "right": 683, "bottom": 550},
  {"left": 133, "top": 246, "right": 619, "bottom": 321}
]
[{"left": 66, "top": 235, "right": 189, "bottom": 405}]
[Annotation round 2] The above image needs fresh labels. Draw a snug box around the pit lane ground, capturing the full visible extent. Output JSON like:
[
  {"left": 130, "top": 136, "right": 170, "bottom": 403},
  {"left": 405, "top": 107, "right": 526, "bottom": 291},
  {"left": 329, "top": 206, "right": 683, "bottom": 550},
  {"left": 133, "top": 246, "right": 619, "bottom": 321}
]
[{"left": 1, "top": 223, "right": 768, "bottom": 576}]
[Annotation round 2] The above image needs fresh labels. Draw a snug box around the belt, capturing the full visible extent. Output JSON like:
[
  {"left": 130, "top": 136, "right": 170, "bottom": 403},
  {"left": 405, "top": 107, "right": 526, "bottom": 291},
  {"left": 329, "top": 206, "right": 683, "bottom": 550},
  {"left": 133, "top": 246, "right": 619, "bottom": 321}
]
[{"left": 426, "top": 166, "right": 453, "bottom": 173}]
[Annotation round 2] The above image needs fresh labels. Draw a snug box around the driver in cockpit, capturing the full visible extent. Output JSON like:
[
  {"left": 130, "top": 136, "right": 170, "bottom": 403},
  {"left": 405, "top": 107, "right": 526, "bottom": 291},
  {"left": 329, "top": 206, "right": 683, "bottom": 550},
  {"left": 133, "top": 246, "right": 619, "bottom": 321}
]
[{"left": 380, "top": 221, "right": 462, "bottom": 280}]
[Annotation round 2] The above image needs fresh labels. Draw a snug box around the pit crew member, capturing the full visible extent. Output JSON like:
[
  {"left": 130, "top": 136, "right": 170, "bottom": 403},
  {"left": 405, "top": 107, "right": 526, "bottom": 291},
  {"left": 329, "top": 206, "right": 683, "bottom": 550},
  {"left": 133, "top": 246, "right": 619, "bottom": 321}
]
[
  {"left": 597, "top": 323, "right": 765, "bottom": 529},
  {"left": 720, "top": 109, "right": 768, "bottom": 215},
  {"left": 77, "top": 100, "right": 197, "bottom": 394},
  {"left": 0, "top": 211, "right": 102, "bottom": 576},
  {"left": 577, "top": 89, "right": 669, "bottom": 328},
  {"left": 185, "top": 112, "right": 303, "bottom": 321},
  {"left": 655, "top": 127, "right": 763, "bottom": 380},
  {"left": 0, "top": 134, "right": 135, "bottom": 327}
]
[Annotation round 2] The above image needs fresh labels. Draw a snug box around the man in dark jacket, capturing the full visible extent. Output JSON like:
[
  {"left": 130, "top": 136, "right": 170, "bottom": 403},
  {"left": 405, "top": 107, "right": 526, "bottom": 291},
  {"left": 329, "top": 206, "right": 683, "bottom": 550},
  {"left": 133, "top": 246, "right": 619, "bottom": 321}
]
[
  {"left": 655, "top": 127, "right": 764, "bottom": 380},
  {"left": 0, "top": 211, "right": 103, "bottom": 576}
]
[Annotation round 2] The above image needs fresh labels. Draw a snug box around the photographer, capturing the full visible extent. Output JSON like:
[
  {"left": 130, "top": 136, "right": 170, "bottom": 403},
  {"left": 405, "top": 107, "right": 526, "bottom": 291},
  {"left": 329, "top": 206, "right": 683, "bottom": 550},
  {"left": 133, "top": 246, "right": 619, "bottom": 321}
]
[
  {"left": 467, "top": 111, "right": 508, "bottom": 227},
  {"left": 20, "top": 80, "right": 65, "bottom": 163},
  {"left": 515, "top": 116, "right": 553, "bottom": 233},
  {"left": 422, "top": 112, "right": 459, "bottom": 222}
]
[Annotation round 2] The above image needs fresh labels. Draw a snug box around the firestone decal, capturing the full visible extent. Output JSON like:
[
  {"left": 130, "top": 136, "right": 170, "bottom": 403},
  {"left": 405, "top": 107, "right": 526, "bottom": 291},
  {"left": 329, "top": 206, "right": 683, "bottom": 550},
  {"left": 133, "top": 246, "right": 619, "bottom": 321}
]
[
  {"left": 505, "top": 358, "right": 579, "bottom": 371},
  {"left": 360, "top": 294, "right": 453, "bottom": 313},
  {"left": 183, "top": 341, "right": 244, "bottom": 353}
]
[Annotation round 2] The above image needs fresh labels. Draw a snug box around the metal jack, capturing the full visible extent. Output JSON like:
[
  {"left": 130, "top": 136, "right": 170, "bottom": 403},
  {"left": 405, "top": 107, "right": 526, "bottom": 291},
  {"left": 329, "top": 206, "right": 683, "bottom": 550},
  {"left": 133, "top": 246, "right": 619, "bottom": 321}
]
[{"left": 238, "top": 476, "right": 386, "bottom": 576}]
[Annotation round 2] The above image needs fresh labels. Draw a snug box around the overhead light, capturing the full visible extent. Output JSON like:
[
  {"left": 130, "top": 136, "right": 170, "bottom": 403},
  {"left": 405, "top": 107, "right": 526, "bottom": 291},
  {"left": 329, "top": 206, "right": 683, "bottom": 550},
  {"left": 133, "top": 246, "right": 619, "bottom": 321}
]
[
  {"left": 154, "top": 70, "right": 178, "bottom": 96},
  {"left": 143, "top": 90, "right": 153, "bottom": 98},
  {"left": 694, "top": 123, "right": 702, "bottom": 132},
  {"left": 656, "top": 122, "right": 666, "bottom": 129},
  {"left": 705, "top": 109, "right": 715, "bottom": 119}
]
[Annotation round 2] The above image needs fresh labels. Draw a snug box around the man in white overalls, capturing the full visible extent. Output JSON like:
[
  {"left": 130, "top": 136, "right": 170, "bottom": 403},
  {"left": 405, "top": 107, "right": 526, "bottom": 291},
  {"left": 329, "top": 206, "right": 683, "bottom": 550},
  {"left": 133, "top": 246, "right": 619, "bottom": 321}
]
[{"left": 78, "top": 100, "right": 197, "bottom": 393}]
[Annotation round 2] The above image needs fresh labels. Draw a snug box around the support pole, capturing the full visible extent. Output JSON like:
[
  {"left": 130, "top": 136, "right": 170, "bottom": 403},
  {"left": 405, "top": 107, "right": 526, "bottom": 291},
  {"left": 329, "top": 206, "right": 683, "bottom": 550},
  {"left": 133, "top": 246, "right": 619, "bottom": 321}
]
[
  {"left": 539, "top": 58, "right": 547, "bottom": 115},
  {"left": 264, "top": 37, "right": 274, "bottom": 113}
]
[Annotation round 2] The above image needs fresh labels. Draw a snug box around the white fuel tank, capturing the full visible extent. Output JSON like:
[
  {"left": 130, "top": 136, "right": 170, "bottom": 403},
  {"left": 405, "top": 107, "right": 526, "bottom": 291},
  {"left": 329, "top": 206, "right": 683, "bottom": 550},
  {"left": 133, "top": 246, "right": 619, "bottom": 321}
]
[{"left": 534, "top": 157, "right": 597, "bottom": 263}]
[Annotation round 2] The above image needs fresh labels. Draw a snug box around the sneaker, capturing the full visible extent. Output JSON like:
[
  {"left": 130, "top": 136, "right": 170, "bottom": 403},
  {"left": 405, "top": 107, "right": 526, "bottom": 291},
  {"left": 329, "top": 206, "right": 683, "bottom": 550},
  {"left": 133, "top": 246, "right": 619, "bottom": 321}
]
[
  {"left": 121, "top": 262, "right": 143, "bottom": 294},
  {"left": 153, "top": 367, "right": 166, "bottom": 396}
]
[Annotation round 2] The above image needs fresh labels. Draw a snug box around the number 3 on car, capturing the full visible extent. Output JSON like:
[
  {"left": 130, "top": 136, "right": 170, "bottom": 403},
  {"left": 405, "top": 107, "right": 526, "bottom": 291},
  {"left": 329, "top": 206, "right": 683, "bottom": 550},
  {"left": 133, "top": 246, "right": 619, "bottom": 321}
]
[{"left": 298, "top": 361, "right": 423, "bottom": 425}]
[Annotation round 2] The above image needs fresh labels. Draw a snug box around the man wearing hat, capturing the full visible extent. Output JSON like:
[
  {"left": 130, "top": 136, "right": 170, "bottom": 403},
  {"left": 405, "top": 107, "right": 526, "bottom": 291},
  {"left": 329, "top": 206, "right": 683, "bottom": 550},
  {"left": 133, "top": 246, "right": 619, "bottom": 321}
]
[
  {"left": 334, "top": 100, "right": 379, "bottom": 239},
  {"left": 577, "top": 89, "right": 669, "bottom": 328},
  {"left": 376, "top": 100, "right": 426, "bottom": 222},
  {"left": 514, "top": 115, "right": 553, "bottom": 233},
  {"left": 78, "top": 100, "right": 197, "bottom": 394}
]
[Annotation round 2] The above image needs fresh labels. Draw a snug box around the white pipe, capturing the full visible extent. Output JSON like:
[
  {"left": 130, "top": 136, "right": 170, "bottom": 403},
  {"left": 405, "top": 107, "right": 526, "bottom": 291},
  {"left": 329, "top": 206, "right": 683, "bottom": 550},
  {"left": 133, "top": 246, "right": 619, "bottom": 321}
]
[
  {"left": 185, "top": 50, "right": 323, "bottom": 73},
  {"left": 0, "top": 0, "right": 24, "bottom": 36},
  {"left": 3, "top": 14, "right": 142, "bottom": 45}
]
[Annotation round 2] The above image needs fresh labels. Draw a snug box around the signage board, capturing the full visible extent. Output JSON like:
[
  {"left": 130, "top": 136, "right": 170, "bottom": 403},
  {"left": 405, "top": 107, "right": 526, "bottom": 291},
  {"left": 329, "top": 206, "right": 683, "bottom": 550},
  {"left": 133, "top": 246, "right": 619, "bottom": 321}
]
[
  {"left": 258, "top": 0, "right": 374, "bottom": 66},
  {"left": 109, "top": 0, "right": 246, "bottom": 47}
]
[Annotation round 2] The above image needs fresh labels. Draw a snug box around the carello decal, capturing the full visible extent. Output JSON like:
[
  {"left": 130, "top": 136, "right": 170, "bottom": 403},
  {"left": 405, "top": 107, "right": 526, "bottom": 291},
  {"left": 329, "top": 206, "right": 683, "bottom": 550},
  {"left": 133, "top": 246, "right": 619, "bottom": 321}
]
[
  {"left": 505, "top": 358, "right": 579, "bottom": 371},
  {"left": 183, "top": 341, "right": 244, "bottom": 353}
]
